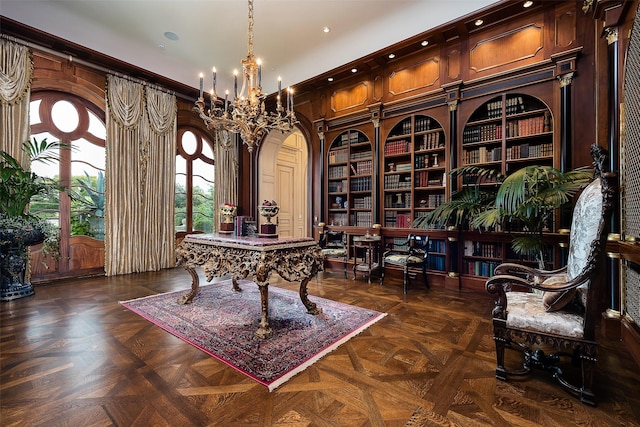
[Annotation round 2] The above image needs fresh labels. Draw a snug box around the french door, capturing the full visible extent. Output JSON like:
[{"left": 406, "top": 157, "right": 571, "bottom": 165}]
[{"left": 29, "top": 92, "right": 106, "bottom": 280}]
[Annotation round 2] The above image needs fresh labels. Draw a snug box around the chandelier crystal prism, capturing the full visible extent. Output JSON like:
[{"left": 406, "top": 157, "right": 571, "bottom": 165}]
[{"left": 194, "top": 0, "right": 297, "bottom": 152}]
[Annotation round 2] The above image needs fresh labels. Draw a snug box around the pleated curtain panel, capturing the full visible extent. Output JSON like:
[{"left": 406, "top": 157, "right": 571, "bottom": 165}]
[
  {"left": 0, "top": 38, "right": 32, "bottom": 167},
  {"left": 105, "top": 75, "right": 177, "bottom": 275},
  {"left": 213, "top": 129, "right": 239, "bottom": 230}
]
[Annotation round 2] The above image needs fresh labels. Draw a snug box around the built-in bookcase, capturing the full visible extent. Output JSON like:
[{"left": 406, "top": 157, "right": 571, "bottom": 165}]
[
  {"left": 382, "top": 114, "right": 446, "bottom": 228},
  {"left": 327, "top": 129, "right": 373, "bottom": 227}
]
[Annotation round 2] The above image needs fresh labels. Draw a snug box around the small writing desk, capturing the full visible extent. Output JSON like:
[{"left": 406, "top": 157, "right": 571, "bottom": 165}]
[
  {"left": 175, "top": 234, "right": 324, "bottom": 338},
  {"left": 352, "top": 234, "right": 381, "bottom": 283}
]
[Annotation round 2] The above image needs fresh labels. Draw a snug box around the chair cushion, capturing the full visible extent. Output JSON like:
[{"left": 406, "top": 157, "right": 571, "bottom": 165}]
[
  {"left": 384, "top": 254, "right": 423, "bottom": 266},
  {"left": 567, "top": 178, "right": 603, "bottom": 281},
  {"left": 322, "top": 248, "right": 347, "bottom": 257},
  {"left": 506, "top": 292, "right": 584, "bottom": 339},
  {"left": 542, "top": 274, "right": 576, "bottom": 312}
]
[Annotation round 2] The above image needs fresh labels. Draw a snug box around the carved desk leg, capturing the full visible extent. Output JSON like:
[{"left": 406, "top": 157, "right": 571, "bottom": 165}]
[
  {"left": 177, "top": 266, "right": 200, "bottom": 305},
  {"left": 299, "top": 276, "right": 322, "bottom": 315},
  {"left": 255, "top": 282, "right": 272, "bottom": 339}
]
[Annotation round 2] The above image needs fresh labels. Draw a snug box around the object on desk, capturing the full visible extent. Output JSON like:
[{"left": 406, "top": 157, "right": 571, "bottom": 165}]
[
  {"left": 219, "top": 203, "right": 237, "bottom": 233},
  {"left": 258, "top": 201, "right": 279, "bottom": 238}
]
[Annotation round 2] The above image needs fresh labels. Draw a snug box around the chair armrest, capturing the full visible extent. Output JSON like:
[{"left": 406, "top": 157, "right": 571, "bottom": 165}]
[
  {"left": 494, "top": 262, "right": 567, "bottom": 283},
  {"left": 486, "top": 271, "right": 588, "bottom": 320}
]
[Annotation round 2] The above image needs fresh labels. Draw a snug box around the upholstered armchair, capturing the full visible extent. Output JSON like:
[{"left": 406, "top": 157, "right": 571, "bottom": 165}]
[
  {"left": 380, "top": 234, "right": 430, "bottom": 293},
  {"left": 485, "top": 144, "right": 614, "bottom": 405},
  {"left": 319, "top": 230, "right": 348, "bottom": 278}
]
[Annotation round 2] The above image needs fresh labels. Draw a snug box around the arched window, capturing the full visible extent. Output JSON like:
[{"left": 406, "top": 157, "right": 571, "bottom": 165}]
[{"left": 176, "top": 127, "right": 215, "bottom": 234}]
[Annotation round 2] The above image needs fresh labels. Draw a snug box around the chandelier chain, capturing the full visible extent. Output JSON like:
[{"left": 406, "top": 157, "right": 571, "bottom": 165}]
[{"left": 247, "top": 0, "right": 254, "bottom": 56}]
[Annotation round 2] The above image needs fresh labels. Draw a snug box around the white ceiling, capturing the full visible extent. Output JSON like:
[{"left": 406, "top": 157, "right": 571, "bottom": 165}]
[{"left": 2, "top": 0, "right": 497, "bottom": 95}]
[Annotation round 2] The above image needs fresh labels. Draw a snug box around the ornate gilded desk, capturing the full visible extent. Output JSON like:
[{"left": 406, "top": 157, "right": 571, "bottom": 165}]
[{"left": 175, "top": 234, "right": 324, "bottom": 338}]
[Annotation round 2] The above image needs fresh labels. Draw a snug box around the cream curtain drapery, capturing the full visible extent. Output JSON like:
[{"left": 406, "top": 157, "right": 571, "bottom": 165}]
[
  {"left": 105, "top": 75, "right": 177, "bottom": 275},
  {"left": 0, "top": 38, "right": 32, "bottom": 166},
  {"left": 213, "top": 130, "right": 239, "bottom": 228}
]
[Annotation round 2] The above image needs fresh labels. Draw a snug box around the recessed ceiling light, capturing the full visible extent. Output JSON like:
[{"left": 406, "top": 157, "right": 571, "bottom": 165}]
[
  {"left": 157, "top": 44, "right": 165, "bottom": 50},
  {"left": 322, "top": 26, "right": 331, "bottom": 33},
  {"left": 475, "top": 19, "right": 484, "bottom": 26},
  {"left": 351, "top": 68, "right": 357, "bottom": 73},
  {"left": 164, "top": 31, "right": 179, "bottom": 41},
  {"left": 421, "top": 40, "right": 429, "bottom": 47},
  {"left": 523, "top": 1, "right": 533, "bottom": 7},
  {"left": 388, "top": 53, "right": 395, "bottom": 59},
  {"left": 328, "top": 77, "right": 334, "bottom": 82}
]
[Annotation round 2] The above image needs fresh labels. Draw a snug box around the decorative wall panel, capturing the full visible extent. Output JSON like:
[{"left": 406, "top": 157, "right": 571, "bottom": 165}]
[
  {"left": 447, "top": 49, "right": 461, "bottom": 80},
  {"left": 555, "top": 10, "right": 577, "bottom": 48},
  {"left": 331, "top": 82, "right": 368, "bottom": 113},
  {"left": 388, "top": 58, "right": 439, "bottom": 95},
  {"left": 469, "top": 24, "right": 543, "bottom": 72}
]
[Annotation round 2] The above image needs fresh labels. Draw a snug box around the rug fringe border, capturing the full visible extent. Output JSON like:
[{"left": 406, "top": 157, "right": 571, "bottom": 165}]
[{"left": 267, "top": 311, "right": 388, "bottom": 392}]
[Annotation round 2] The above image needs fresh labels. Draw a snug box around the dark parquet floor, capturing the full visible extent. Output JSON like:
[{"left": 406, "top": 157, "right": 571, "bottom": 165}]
[{"left": 1, "top": 267, "right": 639, "bottom": 426}]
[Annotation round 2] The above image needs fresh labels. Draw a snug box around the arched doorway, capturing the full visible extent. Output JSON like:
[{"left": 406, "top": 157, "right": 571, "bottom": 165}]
[{"left": 257, "top": 128, "right": 309, "bottom": 237}]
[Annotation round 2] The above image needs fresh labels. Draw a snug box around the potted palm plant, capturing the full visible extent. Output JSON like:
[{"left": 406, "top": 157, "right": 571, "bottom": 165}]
[
  {"left": 0, "top": 138, "right": 64, "bottom": 301},
  {"left": 414, "top": 164, "right": 593, "bottom": 267}
]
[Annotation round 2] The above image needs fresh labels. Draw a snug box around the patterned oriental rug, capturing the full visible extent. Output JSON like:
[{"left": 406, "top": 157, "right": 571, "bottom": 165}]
[{"left": 120, "top": 280, "right": 386, "bottom": 391}]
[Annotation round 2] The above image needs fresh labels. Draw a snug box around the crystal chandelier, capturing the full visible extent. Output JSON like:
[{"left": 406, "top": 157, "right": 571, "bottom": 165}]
[{"left": 194, "top": 0, "right": 297, "bottom": 152}]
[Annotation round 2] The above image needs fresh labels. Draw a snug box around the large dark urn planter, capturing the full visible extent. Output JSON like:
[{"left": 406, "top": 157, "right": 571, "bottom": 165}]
[{"left": 0, "top": 227, "right": 45, "bottom": 301}]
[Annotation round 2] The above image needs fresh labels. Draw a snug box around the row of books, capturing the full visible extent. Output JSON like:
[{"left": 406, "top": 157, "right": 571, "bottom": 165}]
[
  {"left": 341, "top": 132, "right": 366, "bottom": 145},
  {"left": 505, "top": 113, "right": 550, "bottom": 137},
  {"left": 422, "top": 194, "right": 445, "bottom": 208},
  {"left": 486, "top": 100, "right": 504, "bottom": 118},
  {"left": 351, "top": 160, "right": 372, "bottom": 175},
  {"left": 384, "top": 139, "right": 410, "bottom": 155},
  {"left": 384, "top": 211, "right": 413, "bottom": 228},
  {"left": 505, "top": 143, "right": 552, "bottom": 160},
  {"left": 351, "top": 211, "right": 373, "bottom": 227},
  {"left": 350, "top": 150, "right": 371, "bottom": 161},
  {"left": 462, "top": 146, "right": 502, "bottom": 165},
  {"left": 463, "top": 241, "right": 502, "bottom": 258},
  {"left": 418, "top": 132, "right": 444, "bottom": 150},
  {"left": 350, "top": 176, "right": 372, "bottom": 191},
  {"left": 428, "top": 239, "right": 446, "bottom": 253},
  {"left": 352, "top": 196, "right": 372, "bottom": 209},
  {"left": 505, "top": 96, "right": 527, "bottom": 116},
  {"left": 384, "top": 174, "right": 412, "bottom": 189},
  {"left": 328, "top": 148, "right": 349, "bottom": 164},
  {"left": 395, "top": 163, "right": 412, "bottom": 172},
  {"left": 415, "top": 170, "right": 443, "bottom": 187},
  {"left": 463, "top": 260, "right": 501, "bottom": 277},
  {"left": 425, "top": 255, "right": 446, "bottom": 271},
  {"left": 463, "top": 124, "right": 502, "bottom": 143},
  {"left": 328, "top": 179, "right": 347, "bottom": 193},
  {"left": 328, "top": 165, "right": 347, "bottom": 179},
  {"left": 384, "top": 193, "right": 411, "bottom": 209}
]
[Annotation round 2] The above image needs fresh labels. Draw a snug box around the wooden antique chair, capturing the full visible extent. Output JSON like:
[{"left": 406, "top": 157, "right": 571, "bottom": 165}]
[
  {"left": 380, "top": 234, "right": 430, "bottom": 293},
  {"left": 319, "top": 230, "right": 348, "bottom": 278},
  {"left": 485, "top": 144, "right": 614, "bottom": 405}
]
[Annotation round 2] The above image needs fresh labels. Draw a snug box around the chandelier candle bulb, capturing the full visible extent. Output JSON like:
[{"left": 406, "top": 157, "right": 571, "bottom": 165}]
[
  {"left": 213, "top": 67, "right": 217, "bottom": 93},
  {"left": 224, "top": 90, "right": 228, "bottom": 113},
  {"left": 278, "top": 77, "right": 282, "bottom": 104},
  {"left": 199, "top": 73, "right": 204, "bottom": 98},
  {"left": 234, "top": 70, "right": 238, "bottom": 98},
  {"left": 257, "top": 59, "right": 262, "bottom": 87}
]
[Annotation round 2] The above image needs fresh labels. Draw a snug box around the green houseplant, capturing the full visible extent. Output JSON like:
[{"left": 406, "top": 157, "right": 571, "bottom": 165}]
[
  {"left": 414, "top": 164, "right": 593, "bottom": 267},
  {"left": 0, "top": 138, "right": 65, "bottom": 301}
]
